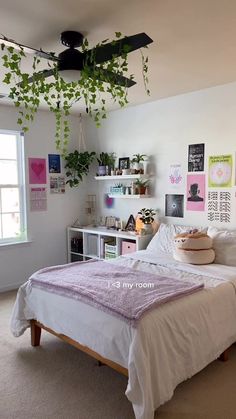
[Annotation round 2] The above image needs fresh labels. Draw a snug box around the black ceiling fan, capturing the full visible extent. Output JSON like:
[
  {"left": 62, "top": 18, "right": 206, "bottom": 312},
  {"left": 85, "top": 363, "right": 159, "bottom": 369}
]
[{"left": 0, "top": 31, "right": 153, "bottom": 87}]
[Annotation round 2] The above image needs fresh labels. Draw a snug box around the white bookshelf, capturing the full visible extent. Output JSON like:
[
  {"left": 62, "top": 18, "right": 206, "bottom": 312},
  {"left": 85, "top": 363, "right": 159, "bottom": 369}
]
[{"left": 67, "top": 226, "right": 153, "bottom": 263}]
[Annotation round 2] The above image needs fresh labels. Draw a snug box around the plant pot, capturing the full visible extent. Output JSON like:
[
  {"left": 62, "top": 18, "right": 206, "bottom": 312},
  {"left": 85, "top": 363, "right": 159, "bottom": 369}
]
[
  {"left": 132, "top": 162, "right": 141, "bottom": 172},
  {"left": 136, "top": 186, "right": 146, "bottom": 195},
  {"left": 98, "top": 165, "right": 106, "bottom": 176},
  {"left": 142, "top": 160, "right": 149, "bottom": 175}
]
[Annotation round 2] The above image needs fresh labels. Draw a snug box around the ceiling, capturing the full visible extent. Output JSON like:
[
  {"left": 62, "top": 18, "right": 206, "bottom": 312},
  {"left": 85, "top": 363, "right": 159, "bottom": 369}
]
[{"left": 1, "top": 0, "right": 236, "bottom": 112}]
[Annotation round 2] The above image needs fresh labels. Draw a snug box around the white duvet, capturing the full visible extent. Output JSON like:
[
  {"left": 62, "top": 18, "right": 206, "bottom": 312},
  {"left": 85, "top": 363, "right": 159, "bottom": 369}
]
[{"left": 11, "top": 250, "right": 236, "bottom": 419}]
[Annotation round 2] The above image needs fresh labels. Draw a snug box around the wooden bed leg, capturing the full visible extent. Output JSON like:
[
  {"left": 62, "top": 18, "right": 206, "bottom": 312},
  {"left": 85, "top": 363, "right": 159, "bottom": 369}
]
[
  {"left": 98, "top": 360, "right": 105, "bottom": 367},
  {"left": 30, "top": 320, "right": 41, "bottom": 347},
  {"left": 219, "top": 348, "right": 229, "bottom": 362}
]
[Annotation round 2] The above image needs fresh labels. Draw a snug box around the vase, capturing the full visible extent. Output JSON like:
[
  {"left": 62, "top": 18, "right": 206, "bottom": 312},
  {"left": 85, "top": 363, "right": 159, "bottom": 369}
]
[
  {"left": 142, "top": 160, "right": 149, "bottom": 175},
  {"left": 143, "top": 223, "right": 153, "bottom": 234},
  {"left": 98, "top": 165, "right": 106, "bottom": 176}
]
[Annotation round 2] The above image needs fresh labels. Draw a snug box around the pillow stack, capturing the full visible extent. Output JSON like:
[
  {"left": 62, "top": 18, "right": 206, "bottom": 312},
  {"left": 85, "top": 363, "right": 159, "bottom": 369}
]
[{"left": 173, "top": 230, "right": 215, "bottom": 265}]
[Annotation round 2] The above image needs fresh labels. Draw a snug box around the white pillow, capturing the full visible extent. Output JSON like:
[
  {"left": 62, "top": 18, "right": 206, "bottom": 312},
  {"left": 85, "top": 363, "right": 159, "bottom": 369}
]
[
  {"left": 207, "top": 226, "right": 236, "bottom": 266},
  {"left": 147, "top": 223, "right": 207, "bottom": 254}
]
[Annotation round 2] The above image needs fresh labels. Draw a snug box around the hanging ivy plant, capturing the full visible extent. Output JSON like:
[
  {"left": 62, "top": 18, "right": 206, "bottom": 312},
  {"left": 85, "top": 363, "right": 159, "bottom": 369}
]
[
  {"left": 64, "top": 150, "right": 96, "bottom": 187},
  {"left": 0, "top": 33, "right": 150, "bottom": 156}
]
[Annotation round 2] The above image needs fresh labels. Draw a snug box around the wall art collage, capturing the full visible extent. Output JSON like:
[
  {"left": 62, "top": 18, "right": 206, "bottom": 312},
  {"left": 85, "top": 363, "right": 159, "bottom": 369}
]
[
  {"left": 28, "top": 154, "right": 65, "bottom": 212},
  {"left": 165, "top": 143, "right": 234, "bottom": 223}
]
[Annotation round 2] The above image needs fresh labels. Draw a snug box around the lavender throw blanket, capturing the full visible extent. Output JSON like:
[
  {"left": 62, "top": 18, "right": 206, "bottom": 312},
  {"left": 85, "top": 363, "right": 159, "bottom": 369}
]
[{"left": 30, "top": 260, "right": 204, "bottom": 326}]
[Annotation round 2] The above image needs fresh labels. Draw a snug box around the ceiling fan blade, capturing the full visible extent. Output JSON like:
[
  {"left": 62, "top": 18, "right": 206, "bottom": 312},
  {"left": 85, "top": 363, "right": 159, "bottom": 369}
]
[
  {"left": 94, "top": 68, "right": 136, "bottom": 88},
  {"left": 17, "top": 69, "right": 55, "bottom": 87},
  {"left": 0, "top": 35, "right": 59, "bottom": 62},
  {"left": 85, "top": 33, "right": 153, "bottom": 65}
]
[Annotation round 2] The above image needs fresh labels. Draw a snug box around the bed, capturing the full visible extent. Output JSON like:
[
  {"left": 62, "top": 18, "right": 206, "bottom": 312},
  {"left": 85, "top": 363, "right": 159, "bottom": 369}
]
[{"left": 11, "top": 223, "right": 236, "bottom": 419}]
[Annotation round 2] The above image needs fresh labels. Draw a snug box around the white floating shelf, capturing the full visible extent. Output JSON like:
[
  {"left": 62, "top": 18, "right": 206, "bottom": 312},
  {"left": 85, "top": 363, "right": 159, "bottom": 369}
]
[
  {"left": 94, "top": 174, "right": 147, "bottom": 180},
  {"left": 108, "top": 194, "right": 150, "bottom": 199}
]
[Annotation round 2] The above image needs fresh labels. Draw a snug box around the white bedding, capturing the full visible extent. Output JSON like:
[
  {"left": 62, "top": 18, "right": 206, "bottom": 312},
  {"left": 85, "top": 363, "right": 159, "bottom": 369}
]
[{"left": 11, "top": 250, "right": 236, "bottom": 419}]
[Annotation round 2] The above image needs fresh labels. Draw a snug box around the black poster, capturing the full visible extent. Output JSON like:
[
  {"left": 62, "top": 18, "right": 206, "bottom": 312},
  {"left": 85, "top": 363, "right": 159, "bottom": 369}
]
[
  {"left": 188, "top": 143, "right": 205, "bottom": 172},
  {"left": 165, "top": 194, "right": 184, "bottom": 218}
]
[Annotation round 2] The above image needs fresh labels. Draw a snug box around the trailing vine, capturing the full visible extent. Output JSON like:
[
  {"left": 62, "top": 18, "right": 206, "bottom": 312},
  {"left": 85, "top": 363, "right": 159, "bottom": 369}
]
[{"left": 0, "top": 33, "right": 150, "bottom": 156}]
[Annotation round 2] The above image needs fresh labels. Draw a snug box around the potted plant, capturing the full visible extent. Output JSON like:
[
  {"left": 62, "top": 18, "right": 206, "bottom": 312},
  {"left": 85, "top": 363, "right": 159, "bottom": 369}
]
[
  {"left": 137, "top": 208, "right": 156, "bottom": 234},
  {"left": 108, "top": 152, "right": 116, "bottom": 174},
  {"left": 134, "top": 178, "right": 149, "bottom": 195},
  {"left": 131, "top": 154, "right": 148, "bottom": 173},
  {"left": 64, "top": 150, "right": 96, "bottom": 188},
  {"left": 97, "top": 152, "right": 116, "bottom": 176}
]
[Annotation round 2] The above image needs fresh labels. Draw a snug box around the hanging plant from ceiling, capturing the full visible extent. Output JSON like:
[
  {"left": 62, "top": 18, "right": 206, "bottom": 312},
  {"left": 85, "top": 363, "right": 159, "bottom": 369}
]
[{"left": 0, "top": 31, "right": 152, "bottom": 156}]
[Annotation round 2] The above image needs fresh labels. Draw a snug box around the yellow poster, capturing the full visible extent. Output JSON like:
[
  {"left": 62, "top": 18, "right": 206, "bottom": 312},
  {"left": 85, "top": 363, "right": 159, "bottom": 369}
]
[{"left": 208, "top": 155, "right": 232, "bottom": 187}]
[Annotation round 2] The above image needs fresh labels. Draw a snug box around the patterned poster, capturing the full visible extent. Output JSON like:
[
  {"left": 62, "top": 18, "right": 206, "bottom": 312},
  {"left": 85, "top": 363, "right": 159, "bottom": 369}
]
[
  {"left": 165, "top": 194, "right": 184, "bottom": 218},
  {"left": 29, "top": 158, "right": 46, "bottom": 184},
  {"left": 208, "top": 155, "right": 232, "bottom": 187},
  {"left": 168, "top": 164, "right": 183, "bottom": 187},
  {"left": 188, "top": 143, "right": 205, "bottom": 172},
  {"left": 30, "top": 187, "right": 47, "bottom": 211},
  {"left": 207, "top": 191, "right": 231, "bottom": 223},
  {"left": 186, "top": 174, "right": 205, "bottom": 211}
]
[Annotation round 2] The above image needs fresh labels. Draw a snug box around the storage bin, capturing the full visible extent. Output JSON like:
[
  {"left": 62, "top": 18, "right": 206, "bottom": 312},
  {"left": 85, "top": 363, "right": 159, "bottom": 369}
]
[
  {"left": 121, "top": 241, "right": 136, "bottom": 255},
  {"left": 105, "top": 243, "right": 117, "bottom": 254},
  {"left": 105, "top": 252, "right": 117, "bottom": 260}
]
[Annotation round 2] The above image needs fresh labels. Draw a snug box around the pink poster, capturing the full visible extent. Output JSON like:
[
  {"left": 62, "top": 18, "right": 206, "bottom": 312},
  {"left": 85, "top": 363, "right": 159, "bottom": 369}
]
[
  {"left": 29, "top": 158, "right": 46, "bottom": 184},
  {"left": 186, "top": 174, "right": 205, "bottom": 211}
]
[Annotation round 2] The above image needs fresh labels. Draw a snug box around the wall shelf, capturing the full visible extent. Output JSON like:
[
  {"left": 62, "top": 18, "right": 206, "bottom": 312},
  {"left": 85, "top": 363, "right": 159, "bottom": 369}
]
[
  {"left": 108, "top": 194, "right": 150, "bottom": 199},
  {"left": 94, "top": 174, "right": 146, "bottom": 181}
]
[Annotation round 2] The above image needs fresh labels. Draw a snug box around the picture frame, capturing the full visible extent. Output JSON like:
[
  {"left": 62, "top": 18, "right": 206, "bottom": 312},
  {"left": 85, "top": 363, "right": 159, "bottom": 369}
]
[{"left": 118, "top": 157, "right": 130, "bottom": 170}]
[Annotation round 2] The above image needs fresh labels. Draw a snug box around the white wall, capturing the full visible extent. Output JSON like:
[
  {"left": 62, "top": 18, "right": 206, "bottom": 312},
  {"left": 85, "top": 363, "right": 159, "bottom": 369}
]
[
  {"left": 0, "top": 105, "right": 92, "bottom": 291},
  {"left": 2, "top": 80, "right": 236, "bottom": 291},
  {"left": 85, "top": 81, "right": 236, "bottom": 230}
]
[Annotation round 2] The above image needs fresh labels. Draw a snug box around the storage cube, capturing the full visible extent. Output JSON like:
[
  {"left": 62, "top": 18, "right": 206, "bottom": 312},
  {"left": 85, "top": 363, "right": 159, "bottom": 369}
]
[{"left": 121, "top": 241, "right": 136, "bottom": 255}]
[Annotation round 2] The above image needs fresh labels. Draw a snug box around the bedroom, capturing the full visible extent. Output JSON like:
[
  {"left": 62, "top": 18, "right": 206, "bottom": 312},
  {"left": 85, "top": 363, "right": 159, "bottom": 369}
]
[{"left": 1, "top": 0, "right": 236, "bottom": 418}]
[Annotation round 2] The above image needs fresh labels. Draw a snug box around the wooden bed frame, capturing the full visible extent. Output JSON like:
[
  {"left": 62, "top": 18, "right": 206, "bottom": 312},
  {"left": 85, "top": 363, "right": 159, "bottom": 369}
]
[
  {"left": 30, "top": 319, "right": 229, "bottom": 377},
  {"left": 30, "top": 320, "right": 128, "bottom": 376}
]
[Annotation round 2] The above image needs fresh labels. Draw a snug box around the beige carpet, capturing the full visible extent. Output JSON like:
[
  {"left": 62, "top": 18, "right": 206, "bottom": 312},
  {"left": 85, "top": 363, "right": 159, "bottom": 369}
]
[{"left": 1, "top": 291, "right": 236, "bottom": 419}]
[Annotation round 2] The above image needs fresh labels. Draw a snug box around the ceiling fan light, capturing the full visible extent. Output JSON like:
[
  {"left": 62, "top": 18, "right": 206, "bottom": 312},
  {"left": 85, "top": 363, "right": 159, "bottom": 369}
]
[{"left": 58, "top": 69, "right": 81, "bottom": 83}]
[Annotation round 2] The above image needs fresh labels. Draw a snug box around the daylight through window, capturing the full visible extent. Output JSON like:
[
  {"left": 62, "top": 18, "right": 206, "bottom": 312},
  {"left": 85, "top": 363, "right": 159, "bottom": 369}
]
[{"left": 0, "top": 130, "right": 27, "bottom": 244}]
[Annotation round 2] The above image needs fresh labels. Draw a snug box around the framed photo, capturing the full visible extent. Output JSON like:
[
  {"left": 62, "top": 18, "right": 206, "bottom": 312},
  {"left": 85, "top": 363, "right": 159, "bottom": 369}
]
[{"left": 119, "top": 157, "right": 130, "bottom": 170}]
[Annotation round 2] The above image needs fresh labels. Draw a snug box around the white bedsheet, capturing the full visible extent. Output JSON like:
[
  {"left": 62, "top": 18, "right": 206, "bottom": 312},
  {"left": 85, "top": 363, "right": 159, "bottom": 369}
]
[{"left": 11, "top": 251, "right": 236, "bottom": 419}]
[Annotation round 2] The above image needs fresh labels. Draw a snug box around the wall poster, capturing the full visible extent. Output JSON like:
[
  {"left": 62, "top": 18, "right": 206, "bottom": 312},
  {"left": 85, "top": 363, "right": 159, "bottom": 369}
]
[
  {"left": 207, "top": 191, "right": 231, "bottom": 223},
  {"left": 208, "top": 155, "right": 232, "bottom": 187},
  {"left": 165, "top": 194, "right": 184, "bottom": 218},
  {"left": 30, "top": 187, "right": 47, "bottom": 211},
  {"left": 188, "top": 143, "right": 205, "bottom": 172},
  {"left": 48, "top": 154, "right": 61, "bottom": 173},
  {"left": 168, "top": 164, "right": 183, "bottom": 187},
  {"left": 29, "top": 158, "right": 46, "bottom": 184},
  {"left": 186, "top": 174, "right": 205, "bottom": 211},
  {"left": 50, "top": 176, "right": 65, "bottom": 193}
]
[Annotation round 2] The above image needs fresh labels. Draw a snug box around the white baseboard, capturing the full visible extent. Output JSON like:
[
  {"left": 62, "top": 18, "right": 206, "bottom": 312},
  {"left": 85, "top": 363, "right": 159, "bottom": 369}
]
[{"left": 0, "top": 282, "right": 23, "bottom": 293}]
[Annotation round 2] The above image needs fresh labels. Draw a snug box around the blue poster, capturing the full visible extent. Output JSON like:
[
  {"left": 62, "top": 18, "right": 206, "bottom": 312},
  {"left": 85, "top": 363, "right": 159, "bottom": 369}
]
[{"left": 48, "top": 154, "right": 61, "bottom": 173}]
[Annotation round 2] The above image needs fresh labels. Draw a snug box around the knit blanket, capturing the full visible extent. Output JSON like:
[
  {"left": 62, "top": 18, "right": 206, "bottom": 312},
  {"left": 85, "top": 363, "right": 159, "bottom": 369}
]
[{"left": 29, "top": 260, "right": 204, "bottom": 326}]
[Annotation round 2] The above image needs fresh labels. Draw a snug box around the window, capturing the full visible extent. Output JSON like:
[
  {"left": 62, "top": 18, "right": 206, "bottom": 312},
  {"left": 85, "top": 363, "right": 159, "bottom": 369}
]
[{"left": 0, "top": 130, "right": 27, "bottom": 244}]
